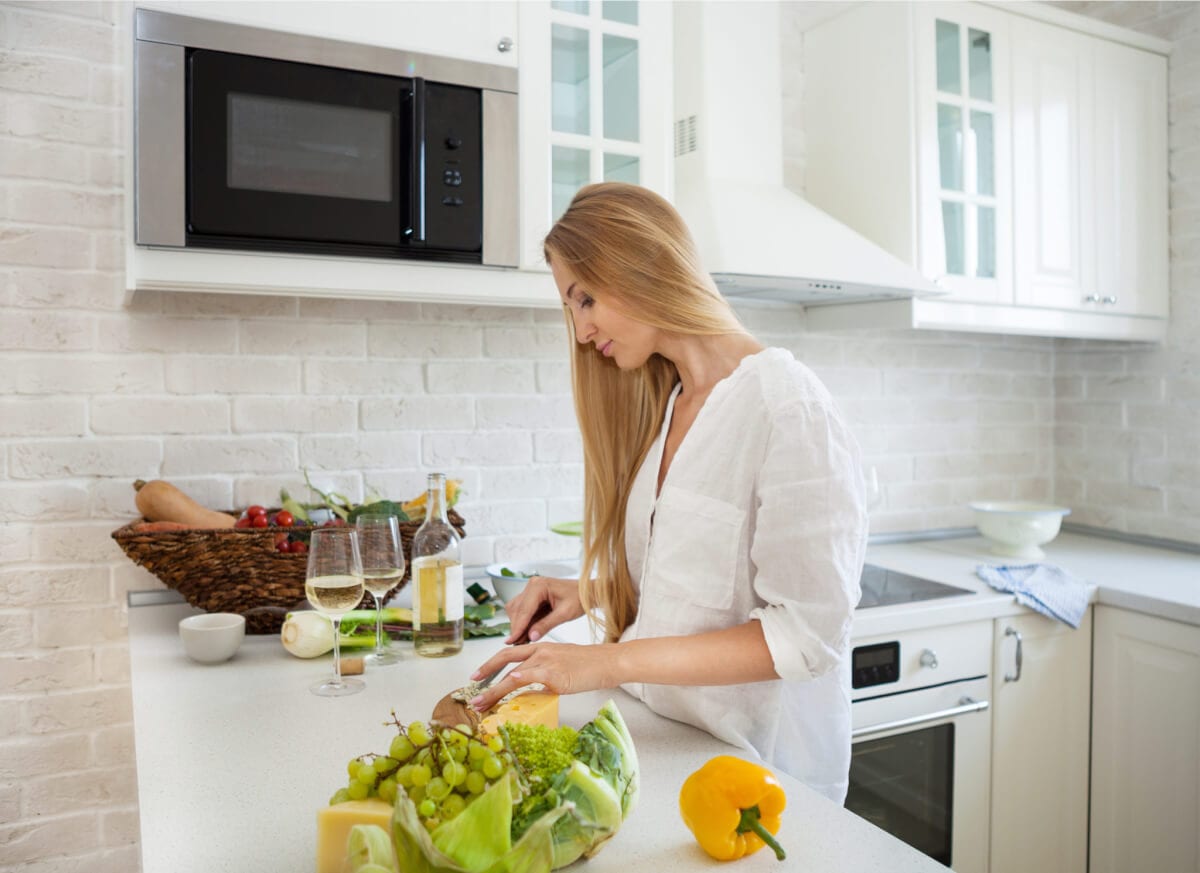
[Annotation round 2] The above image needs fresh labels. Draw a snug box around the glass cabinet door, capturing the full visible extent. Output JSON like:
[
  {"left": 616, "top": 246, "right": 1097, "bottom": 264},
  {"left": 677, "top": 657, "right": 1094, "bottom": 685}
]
[
  {"left": 548, "top": 0, "right": 643, "bottom": 219},
  {"left": 934, "top": 21, "right": 996, "bottom": 280},
  {"left": 918, "top": 4, "right": 1010, "bottom": 304}
]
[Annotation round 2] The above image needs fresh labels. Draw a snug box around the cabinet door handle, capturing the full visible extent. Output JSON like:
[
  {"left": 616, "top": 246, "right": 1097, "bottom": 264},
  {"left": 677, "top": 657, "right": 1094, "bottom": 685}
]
[
  {"left": 1004, "top": 626, "right": 1023, "bottom": 682},
  {"left": 497, "top": 36, "right": 514, "bottom": 53},
  {"left": 1083, "top": 294, "right": 1101, "bottom": 303},
  {"left": 1102, "top": 295, "right": 1118, "bottom": 304}
]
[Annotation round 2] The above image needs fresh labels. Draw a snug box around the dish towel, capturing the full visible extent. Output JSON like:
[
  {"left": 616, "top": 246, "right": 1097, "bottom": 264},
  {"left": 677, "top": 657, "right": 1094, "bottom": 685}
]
[{"left": 975, "top": 563, "right": 1095, "bottom": 629}]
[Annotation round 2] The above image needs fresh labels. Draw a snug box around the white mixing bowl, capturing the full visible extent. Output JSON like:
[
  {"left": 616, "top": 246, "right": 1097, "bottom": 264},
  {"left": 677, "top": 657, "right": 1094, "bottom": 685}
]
[{"left": 970, "top": 501, "right": 1071, "bottom": 559}]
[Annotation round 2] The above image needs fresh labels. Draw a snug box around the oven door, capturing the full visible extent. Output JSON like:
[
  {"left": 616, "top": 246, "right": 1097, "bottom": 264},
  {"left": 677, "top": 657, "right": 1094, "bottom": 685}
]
[
  {"left": 187, "top": 49, "right": 409, "bottom": 252},
  {"left": 847, "top": 676, "right": 991, "bottom": 873}
]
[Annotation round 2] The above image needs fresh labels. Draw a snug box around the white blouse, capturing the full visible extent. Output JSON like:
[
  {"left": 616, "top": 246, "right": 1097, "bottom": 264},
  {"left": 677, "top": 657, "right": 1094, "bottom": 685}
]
[{"left": 620, "top": 347, "right": 867, "bottom": 804}]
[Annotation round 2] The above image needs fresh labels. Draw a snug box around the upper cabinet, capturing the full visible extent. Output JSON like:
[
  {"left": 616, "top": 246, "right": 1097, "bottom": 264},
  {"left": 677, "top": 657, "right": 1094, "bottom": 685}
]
[
  {"left": 803, "top": 1, "right": 1170, "bottom": 342},
  {"left": 134, "top": 0, "right": 520, "bottom": 66},
  {"left": 516, "top": 0, "right": 673, "bottom": 270},
  {"left": 126, "top": 1, "right": 673, "bottom": 307}
]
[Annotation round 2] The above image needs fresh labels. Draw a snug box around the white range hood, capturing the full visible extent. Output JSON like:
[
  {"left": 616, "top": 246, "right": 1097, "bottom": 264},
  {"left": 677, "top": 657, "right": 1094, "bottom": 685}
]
[{"left": 673, "top": 1, "right": 944, "bottom": 305}]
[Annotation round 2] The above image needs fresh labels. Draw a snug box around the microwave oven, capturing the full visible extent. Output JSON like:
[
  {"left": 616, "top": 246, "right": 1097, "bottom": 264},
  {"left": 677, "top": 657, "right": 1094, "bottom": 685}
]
[{"left": 133, "top": 8, "right": 518, "bottom": 267}]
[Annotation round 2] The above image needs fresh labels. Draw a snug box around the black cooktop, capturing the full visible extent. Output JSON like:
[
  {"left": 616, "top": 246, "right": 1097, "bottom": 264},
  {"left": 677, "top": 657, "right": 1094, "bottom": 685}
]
[{"left": 856, "top": 564, "right": 974, "bottom": 609}]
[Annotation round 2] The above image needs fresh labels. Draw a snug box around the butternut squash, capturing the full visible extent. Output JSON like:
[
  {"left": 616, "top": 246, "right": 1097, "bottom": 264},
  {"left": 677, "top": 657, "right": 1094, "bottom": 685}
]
[{"left": 133, "top": 480, "right": 236, "bottom": 529}]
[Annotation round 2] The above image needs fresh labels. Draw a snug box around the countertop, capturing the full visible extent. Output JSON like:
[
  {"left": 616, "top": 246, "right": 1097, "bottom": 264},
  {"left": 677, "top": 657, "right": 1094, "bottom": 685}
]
[
  {"left": 853, "top": 530, "right": 1200, "bottom": 639},
  {"left": 127, "top": 601, "right": 949, "bottom": 873}
]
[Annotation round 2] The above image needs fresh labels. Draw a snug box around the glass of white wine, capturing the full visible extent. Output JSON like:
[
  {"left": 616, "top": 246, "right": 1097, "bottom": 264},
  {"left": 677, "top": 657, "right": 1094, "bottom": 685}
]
[
  {"left": 354, "top": 513, "right": 405, "bottom": 666},
  {"left": 305, "top": 527, "right": 366, "bottom": 697}
]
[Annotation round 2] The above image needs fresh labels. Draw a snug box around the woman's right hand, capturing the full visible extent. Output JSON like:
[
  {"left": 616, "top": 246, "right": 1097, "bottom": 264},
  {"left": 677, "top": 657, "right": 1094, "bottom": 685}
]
[{"left": 503, "top": 575, "right": 584, "bottom": 644}]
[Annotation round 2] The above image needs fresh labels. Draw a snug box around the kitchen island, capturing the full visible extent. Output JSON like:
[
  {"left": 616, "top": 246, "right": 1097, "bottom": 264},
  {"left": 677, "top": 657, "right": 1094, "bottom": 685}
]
[{"left": 127, "top": 599, "right": 949, "bottom": 873}]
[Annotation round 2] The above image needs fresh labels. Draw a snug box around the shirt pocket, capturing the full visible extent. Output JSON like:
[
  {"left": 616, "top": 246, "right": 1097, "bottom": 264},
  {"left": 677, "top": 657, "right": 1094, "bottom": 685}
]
[{"left": 646, "top": 486, "right": 746, "bottom": 612}]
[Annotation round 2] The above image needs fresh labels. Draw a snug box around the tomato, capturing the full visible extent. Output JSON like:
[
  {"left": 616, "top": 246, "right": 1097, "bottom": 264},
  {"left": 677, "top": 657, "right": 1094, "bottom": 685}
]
[
  {"left": 251, "top": 514, "right": 270, "bottom": 528},
  {"left": 247, "top": 505, "right": 267, "bottom": 518},
  {"left": 274, "top": 510, "right": 295, "bottom": 528},
  {"left": 275, "top": 539, "right": 291, "bottom": 553},
  {"left": 234, "top": 516, "right": 251, "bottom": 529},
  {"left": 288, "top": 540, "right": 308, "bottom": 554}
]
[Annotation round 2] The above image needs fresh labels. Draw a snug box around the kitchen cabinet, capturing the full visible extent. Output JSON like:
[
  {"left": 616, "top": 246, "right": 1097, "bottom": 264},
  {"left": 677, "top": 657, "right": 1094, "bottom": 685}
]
[
  {"left": 802, "top": 1, "right": 1169, "bottom": 341},
  {"left": 1091, "top": 605, "right": 1200, "bottom": 873},
  {"left": 988, "top": 609, "right": 1091, "bottom": 873},
  {"left": 135, "top": 0, "right": 519, "bottom": 67},
  {"left": 126, "top": 1, "right": 674, "bottom": 307},
  {"left": 516, "top": 0, "right": 673, "bottom": 270}
]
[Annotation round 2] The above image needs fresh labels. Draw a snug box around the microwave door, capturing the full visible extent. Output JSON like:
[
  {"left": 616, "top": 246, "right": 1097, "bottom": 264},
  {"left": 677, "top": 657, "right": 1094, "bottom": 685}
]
[{"left": 187, "top": 49, "right": 405, "bottom": 250}]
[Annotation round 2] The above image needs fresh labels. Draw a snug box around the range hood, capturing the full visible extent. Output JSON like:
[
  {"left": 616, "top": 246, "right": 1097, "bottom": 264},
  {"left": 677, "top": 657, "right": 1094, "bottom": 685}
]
[{"left": 673, "top": 1, "right": 944, "bottom": 305}]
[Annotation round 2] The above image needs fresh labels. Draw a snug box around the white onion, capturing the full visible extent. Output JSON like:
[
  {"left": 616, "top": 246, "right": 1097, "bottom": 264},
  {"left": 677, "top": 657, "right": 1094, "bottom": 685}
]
[{"left": 280, "top": 611, "right": 334, "bottom": 658}]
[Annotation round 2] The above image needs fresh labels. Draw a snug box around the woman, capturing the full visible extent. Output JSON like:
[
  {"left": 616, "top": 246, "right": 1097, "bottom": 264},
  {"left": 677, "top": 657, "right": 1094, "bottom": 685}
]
[{"left": 470, "top": 182, "right": 867, "bottom": 803}]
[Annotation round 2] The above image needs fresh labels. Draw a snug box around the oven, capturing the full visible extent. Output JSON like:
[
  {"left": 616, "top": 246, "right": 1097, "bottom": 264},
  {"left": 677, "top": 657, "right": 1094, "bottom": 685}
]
[
  {"left": 133, "top": 8, "right": 518, "bottom": 266},
  {"left": 846, "top": 566, "right": 992, "bottom": 873}
]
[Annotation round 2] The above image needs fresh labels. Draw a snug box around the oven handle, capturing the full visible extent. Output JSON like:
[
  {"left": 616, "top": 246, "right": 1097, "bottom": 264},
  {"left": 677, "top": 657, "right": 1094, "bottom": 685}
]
[{"left": 852, "top": 696, "right": 990, "bottom": 739}]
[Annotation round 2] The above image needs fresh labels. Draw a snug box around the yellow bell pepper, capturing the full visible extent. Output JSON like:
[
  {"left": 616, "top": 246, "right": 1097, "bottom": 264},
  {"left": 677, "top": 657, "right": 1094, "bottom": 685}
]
[{"left": 678, "top": 755, "right": 787, "bottom": 862}]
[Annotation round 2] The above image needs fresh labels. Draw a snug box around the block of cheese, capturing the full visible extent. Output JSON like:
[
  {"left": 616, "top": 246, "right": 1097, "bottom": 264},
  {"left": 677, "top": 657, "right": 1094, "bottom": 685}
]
[
  {"left": 479, "top": 690, "right": 559, "bottom": 735},
  {"left": 316, "top": 799, "right": 392, "bottom": 873}
]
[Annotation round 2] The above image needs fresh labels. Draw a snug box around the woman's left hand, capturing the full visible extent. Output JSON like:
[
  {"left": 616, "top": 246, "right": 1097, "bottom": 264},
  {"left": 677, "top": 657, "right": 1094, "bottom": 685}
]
[{"left": 468, "top": 642, "right": 620, "bottom": 712}]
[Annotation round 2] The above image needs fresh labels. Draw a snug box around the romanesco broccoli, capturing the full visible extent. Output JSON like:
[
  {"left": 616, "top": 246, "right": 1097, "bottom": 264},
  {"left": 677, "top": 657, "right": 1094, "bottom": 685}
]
[{"left": 502, "top": 723, "right": 578, "bottom": 784}]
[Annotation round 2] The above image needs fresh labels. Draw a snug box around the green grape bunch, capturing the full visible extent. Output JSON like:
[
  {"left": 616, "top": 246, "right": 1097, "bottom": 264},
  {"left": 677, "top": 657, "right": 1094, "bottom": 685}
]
[{"left": 329, "top": 715, "right": 516, "bottom": 832}]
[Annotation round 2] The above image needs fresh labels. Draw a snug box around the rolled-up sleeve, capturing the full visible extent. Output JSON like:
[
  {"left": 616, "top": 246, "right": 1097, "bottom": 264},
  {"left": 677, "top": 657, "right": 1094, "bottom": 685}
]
[{"left": 748, "top": 399, "right": 868, "bottom": 681}]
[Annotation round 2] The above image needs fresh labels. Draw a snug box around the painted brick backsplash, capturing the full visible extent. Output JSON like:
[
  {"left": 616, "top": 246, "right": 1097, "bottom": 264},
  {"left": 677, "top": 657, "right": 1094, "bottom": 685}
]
[{"left": 1, "top": 2, "right": 1198, "bottom": 871}]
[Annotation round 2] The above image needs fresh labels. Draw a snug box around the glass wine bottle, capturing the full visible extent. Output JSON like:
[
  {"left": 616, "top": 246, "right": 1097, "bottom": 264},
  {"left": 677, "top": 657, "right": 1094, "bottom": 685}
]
[{"left": 410, "top": 472, "right": 464, "bottom": 657}]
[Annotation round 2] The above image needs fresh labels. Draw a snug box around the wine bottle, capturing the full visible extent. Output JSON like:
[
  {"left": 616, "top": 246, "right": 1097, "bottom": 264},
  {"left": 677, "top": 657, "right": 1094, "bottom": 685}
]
[{"left": 410, "top": 472, "right": 464, "bottom": 657}]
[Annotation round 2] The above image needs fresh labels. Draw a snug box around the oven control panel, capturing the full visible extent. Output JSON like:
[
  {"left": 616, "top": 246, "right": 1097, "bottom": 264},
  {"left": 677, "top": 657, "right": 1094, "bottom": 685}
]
[
  {"left": 851, "top": 620, "right": 992, "bottom": 700},
  {"left": 852, "top": 641, "right": 900, "bottom": 689}
]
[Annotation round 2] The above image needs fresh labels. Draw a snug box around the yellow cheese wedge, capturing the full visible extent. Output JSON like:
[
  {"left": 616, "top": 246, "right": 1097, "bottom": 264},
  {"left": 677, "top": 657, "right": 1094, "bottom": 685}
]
[
  {"left": 316, "top": 799, "right": 392, "bottom": 873},
  {"left": 479, "top": 690, "right": 560, "bottom": 735}
]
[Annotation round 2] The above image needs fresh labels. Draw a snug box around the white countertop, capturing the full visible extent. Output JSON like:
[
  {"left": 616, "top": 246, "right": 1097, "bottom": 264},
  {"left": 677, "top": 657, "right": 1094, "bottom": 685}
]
[
  {"left": 854, "top": 530, "right": 1200, "bottom": 639},
  {"left": 127, "top": 602, "right": 949, "bottom": 873}
]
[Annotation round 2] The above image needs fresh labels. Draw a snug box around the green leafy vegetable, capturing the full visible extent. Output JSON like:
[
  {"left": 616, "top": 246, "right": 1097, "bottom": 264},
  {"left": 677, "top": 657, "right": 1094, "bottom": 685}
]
[{"left": 343, "top": 701, "right": 639, "bottom": 873}]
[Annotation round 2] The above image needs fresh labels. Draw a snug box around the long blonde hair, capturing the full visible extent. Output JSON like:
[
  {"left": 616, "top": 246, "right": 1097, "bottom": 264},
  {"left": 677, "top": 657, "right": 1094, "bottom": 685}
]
[{"left": 544, "top": 182, "right": 746, "bottom": 642}]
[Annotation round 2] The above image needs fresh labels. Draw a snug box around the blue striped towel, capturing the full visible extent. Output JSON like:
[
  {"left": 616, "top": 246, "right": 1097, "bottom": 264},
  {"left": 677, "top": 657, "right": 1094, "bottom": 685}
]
[{"left": 975, "top": 563, "right": 1095, "bottom": 629}]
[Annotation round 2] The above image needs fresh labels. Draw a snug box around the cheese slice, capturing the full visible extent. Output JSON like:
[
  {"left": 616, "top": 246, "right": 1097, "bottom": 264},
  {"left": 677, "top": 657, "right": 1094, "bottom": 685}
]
[
  {"left": 479, "top": 690, "right": 559, "bottom": 735},
  {"left": 316, "top": 799, "right": 392, "bottom": 873}
]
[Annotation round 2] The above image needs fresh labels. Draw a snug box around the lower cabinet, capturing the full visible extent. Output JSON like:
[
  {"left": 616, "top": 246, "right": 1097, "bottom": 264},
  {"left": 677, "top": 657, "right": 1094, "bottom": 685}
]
[
  {"left": 989, "top": 609, "right": 1092, "bottom": 873},
  {"left": 1091, "top": 605, "right": 1200, "bottom": 873}
]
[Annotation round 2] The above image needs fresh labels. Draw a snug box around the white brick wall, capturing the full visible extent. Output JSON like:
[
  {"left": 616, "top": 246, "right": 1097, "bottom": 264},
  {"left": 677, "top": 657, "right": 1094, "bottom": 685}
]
[{"left": 0, "top": 2, "right": 1195, "bottom": 871}]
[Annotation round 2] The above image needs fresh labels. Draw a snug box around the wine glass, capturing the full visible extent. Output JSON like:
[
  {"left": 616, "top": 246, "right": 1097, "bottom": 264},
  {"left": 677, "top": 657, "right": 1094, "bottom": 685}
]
[
  {"left": 305, "top": 527, "right": 366, "bottom": 697},
  {"left": 355, "top": 513, "right": 406, "bottom": 666}
]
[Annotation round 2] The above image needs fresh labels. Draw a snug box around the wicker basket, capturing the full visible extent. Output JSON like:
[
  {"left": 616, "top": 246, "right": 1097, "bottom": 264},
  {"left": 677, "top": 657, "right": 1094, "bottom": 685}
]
[{"left": 112, "top": 509, "right": 466, "bottom": 635}]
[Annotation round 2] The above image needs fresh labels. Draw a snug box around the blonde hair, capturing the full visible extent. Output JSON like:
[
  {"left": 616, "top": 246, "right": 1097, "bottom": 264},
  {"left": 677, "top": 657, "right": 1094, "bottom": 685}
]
[{"left": 544, "top": 182, "right": 745, "bottom": 642}]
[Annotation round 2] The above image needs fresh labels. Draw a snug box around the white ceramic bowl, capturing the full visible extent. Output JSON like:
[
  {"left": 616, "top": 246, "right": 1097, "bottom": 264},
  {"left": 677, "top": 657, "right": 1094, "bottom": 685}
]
[
  {"left": 179, "top": 613, "right": 245, "bottom": 663},
  {"left": 970, "top": 501, "right": 1071, "bottom": 559},
  {"left": 485, "top": 560, "right": 578, "bottom": 604}
]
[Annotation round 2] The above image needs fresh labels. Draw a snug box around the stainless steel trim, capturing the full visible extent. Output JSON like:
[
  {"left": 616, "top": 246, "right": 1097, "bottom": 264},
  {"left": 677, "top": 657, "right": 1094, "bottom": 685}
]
[
  {"left": 135, "top": 8, "right": 517, "bottom": 93},
  {"left": 128, "top": 589, "right": 187, "bottom": 608},
  {"left": 867, "top": 527, "right": 977, "bottom": 545},
  {"left": 851, "top": 696, "right": 990, "bottom": 739},
  {"left": 482, "top": 90, "right": 520, "bottom": 268},
  {"left": 1003, "top": 626, "right": 1023, "bottom": 683},
  {"left": 134, "top": 40, "right": 186, "bottom": 246},
  {"left": 1062, "top": 522, "right": 1200, "bottom": 556}
]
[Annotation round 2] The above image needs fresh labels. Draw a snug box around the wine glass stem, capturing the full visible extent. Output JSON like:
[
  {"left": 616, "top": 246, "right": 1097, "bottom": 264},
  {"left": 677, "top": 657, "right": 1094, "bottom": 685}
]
[
  {"left": 374, "top": 593, "right": 385, "bottom": 654},
  {"left": 331, "top": 616, "right": 343, "bottom": 682}
]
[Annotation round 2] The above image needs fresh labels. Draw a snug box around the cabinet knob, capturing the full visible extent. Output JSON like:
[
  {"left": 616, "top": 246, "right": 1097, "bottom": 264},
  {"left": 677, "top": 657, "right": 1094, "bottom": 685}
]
[
  {"left": 497, "top": 36, "right": 514, "bottom": 53},
  {"left": 1102, "top": 295, "right": 1118, "bottom": 305},
  {"left": 1083, "top": 294, "right": 1101, "bottom": 303},
  {"left": 920, "top": 649, "right": 938, "bottom": 670}
]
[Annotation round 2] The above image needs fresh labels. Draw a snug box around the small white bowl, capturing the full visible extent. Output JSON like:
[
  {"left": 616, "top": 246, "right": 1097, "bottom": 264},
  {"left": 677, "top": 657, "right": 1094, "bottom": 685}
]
[
  {"left": 179, "top": 613, "right": 245, "bottom": 663},
  {"left": 970, "top": 501, "right": 1071, "bottom": 559},
  {"left": 485, "top": 560, "right": 578, "bottom": 604}
]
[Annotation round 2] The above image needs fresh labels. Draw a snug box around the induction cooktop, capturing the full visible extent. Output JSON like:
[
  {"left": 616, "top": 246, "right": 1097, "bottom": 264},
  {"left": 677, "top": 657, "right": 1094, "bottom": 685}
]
[{"left": 856, "top": 564, "right": 975, "bottom": 609}]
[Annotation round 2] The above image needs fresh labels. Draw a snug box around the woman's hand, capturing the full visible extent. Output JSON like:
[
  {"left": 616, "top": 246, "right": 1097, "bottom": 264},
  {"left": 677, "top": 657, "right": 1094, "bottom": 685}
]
[
  {"left": 468, "top": 641, "right": 620, "bottom": 712},
  {"left": 501, "top": 575, "right": 584, "bottom": 644}
]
